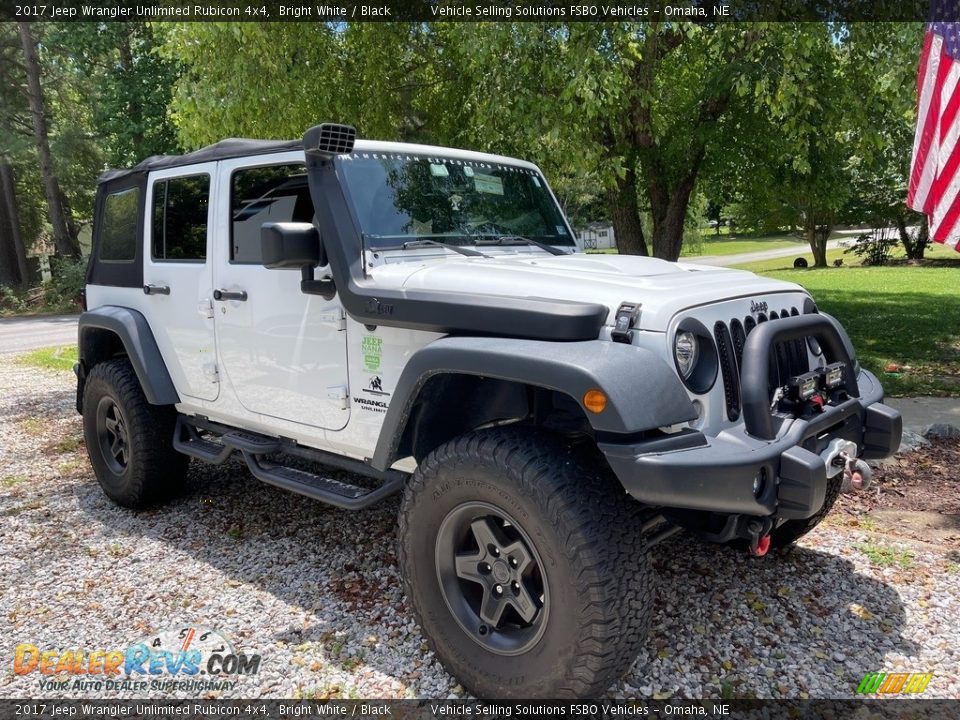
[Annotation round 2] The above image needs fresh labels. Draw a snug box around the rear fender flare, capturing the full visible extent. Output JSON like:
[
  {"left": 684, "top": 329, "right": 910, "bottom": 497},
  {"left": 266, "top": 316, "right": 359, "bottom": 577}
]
[{"left": 77, "top": 306, "right": 179, "bottom": 406}]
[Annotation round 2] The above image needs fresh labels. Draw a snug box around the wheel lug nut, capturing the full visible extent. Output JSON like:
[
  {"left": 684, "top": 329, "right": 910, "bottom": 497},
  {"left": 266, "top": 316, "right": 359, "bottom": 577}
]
[
  {"left": 509, "top": 556, "right": 517, "bottom": 567},
  {"left": 491, "top": 547, "right": 500, "bottom": 557},
  {"left": 494, "top": 584, "right": 503, "bottom": 595}
]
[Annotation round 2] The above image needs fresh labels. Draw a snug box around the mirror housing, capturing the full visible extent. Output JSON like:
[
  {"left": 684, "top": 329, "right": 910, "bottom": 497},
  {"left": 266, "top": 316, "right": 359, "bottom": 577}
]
[
  {"left": 260, "top": 222, "right": 335, "bottom": 300},
  {"left": 261, "top": 222, "right": 326, "bottom": 269}
]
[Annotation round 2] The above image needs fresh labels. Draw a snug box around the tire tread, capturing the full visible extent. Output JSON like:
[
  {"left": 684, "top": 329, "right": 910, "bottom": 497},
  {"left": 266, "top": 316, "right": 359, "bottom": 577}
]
[{"left": 398, "top": 428, "right": 653, "bottom": 698}]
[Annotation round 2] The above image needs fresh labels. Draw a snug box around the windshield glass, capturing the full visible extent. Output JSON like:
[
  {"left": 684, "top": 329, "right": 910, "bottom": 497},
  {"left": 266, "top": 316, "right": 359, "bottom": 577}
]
[{"left": 338, "top": 152, "right": 575, "bottom": 250}]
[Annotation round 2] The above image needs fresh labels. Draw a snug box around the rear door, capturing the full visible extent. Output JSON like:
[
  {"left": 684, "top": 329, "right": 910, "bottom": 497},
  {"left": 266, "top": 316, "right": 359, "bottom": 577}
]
[
  {"left": 142, "top": 165, "right": 219, "bottom": 402},
  {"left": 212, "top": 155, "right": 350, "bottom": 430}
]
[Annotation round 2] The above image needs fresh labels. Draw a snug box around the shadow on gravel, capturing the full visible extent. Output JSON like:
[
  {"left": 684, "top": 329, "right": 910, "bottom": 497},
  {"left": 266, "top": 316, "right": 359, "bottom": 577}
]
[
  {"left": 633, "top": 534, "right": 919, "bottom": 697},
  {"left": 0, "top": 387, "right": 75, "bottom": 420},
  {"left": 69, "top": 460, "right": 917, "bottom": 698}
]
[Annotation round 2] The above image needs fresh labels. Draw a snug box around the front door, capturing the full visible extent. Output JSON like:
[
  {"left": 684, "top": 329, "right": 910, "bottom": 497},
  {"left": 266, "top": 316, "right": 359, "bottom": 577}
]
[
  {"left": 212, "top": 156, "right": 350, "bottom": 431},
  {"left": 142, "top": 164, "right": 219, "bottom": 402}
]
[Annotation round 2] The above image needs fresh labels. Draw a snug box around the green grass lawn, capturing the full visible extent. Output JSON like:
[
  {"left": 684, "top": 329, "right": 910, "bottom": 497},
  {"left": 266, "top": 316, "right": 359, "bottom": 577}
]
[
  {"left": 17, "top": 345, "right": 78, "bottom": 372},
  {"left": 738, "top": 259, "right": 960, "bottom": 397},
  {"left": 682, "top": 232, "right": 806, "bottom": 257}
]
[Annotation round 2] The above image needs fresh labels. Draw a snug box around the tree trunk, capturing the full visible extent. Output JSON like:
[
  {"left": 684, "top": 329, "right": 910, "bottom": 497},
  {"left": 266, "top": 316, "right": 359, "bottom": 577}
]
[
  {"left": 606, "top": 166, "right": 648, "bottom": 256},
  {"left": 18, "top": 22, "right": 79, "bottom": 259},
  {"left": 900, "top": 214, "right": 928, "bottom": 260},
  {"left": 804, "top": 214, "right": 832, "bottom": 267},
  {"left": 650, "top": 173, "right": 697, "bottom": 261},
  {"left": 0, "top": 162, "right": 30, "bottom": 287},
  {"left": 118, "top": 27, "right": 145, "bottom": 156}
]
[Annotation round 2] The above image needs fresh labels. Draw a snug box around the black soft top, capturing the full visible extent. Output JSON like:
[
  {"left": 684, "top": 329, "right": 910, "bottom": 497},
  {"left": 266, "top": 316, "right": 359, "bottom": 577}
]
[{"left": 97, "top": 138, "right": 303, "bottom": 184}]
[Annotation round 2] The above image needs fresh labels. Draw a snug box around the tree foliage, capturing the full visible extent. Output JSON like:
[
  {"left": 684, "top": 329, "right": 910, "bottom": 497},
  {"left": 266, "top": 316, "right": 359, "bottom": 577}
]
[
  {"left": 0, "top": 19, "right": 179, "bottom": 276},
  {"left": 0, "top": 19, "right": 932, "bottom": 278}
]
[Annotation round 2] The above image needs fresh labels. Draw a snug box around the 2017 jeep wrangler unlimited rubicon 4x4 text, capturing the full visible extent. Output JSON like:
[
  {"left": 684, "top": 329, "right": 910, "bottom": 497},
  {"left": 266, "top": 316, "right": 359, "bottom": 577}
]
[{"left": 76, "top": 123, "right": 901, "bottom": 699}]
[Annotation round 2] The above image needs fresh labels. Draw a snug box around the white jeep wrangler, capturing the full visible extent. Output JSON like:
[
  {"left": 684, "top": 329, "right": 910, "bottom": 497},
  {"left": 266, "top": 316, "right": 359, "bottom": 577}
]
[{"left": 77, "top": 123, "right": 901, "bottom": 699}]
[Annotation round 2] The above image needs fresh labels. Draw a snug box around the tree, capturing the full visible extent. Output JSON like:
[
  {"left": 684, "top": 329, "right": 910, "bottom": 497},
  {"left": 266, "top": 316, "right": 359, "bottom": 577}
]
[
  {"left": 51, "top": 23, "right": 180, "bottom": 166},
  {"left": 844, "top": 23, "right": 928, "bottom": 260},
  {"left": 160, "top": 22, "right": 926, "bottom": 263},
  {"left": 17, "top": 22, "right": 79, "bottom": 258},
  {"left": 426, "top": 24, "right": 820, "bottom": 259},
  {"left": 0, "top": 161, "right": 29, "bottom": 287}
]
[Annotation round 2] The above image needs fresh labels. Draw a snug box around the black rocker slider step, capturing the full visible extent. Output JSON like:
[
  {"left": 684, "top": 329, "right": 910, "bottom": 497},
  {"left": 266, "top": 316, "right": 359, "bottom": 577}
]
[
  {"left": 220, "top": 430, "right": 281, "bottom": 454},
  {"left": 239, "top": 451, "right": 407, "bottom": 510},
  {"left": 173, "top": 417, "right": 281, "bottom": 461},
  {"left": 172, "top": 415, "right": 406, "bottom": 510},
  {"left": 245, "top": 458, "right": 367, "bottom": 499},
  {"left": 173, "top": 416, "right": 233, "bottom": 463}
]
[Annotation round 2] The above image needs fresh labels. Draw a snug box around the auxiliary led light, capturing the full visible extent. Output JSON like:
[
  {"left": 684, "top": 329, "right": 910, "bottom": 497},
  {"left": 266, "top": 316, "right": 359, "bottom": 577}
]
[{"left": 822, "top": 362, "right": 846, "bottom": 389}]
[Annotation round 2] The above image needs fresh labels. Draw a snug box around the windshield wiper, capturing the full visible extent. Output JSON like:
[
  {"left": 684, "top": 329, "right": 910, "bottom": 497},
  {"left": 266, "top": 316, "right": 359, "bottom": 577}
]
[
  {"left": 402, "top": 239, "right": 486, "bottom": 257},
  {"left": 365, "top": 234, "right": 488, "bottom": 258},
  {"left": 474, "top": 234, "right": 569, "bottom": 256}
]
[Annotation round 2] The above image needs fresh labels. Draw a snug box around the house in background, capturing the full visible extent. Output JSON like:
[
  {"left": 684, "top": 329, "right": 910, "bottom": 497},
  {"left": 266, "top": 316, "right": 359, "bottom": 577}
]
[{"left": 575, "top": 222, "right": 616, "bottom": 250}]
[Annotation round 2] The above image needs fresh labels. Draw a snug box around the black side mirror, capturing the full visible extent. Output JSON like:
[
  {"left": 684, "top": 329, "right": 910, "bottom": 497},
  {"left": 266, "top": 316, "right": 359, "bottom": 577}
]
[
  {"left": 261, "top": 222, "right": 326, "bottom": 268},
  {"left": 260, "top": 222, "right": 335, "bottom": 300}
]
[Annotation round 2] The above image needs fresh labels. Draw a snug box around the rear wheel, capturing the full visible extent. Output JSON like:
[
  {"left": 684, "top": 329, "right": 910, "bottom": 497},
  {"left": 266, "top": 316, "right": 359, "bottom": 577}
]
[
  {"left": 82, "top": 358, "right": 188, "bottom": 509},
  {"left": 398, "top": 428, "right": 653, "bottom": 698}
]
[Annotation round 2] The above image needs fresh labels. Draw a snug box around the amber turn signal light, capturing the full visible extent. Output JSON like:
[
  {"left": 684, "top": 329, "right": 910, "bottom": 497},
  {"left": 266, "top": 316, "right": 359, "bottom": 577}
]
[{"left": 583, "top": 389, "right": 607, "bottom": 414}]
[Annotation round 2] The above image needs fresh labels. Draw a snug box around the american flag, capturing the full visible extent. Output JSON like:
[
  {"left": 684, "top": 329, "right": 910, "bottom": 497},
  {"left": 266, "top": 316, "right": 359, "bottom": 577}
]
[{"left": 908, "top": 15, "right": 960, "bottom": 251}]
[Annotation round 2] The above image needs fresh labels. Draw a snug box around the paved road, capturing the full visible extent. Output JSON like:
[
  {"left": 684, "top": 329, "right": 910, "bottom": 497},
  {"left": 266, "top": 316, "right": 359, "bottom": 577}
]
[
  {"left": 0, "top": 314, "right": 79, "bottom": 355},
  {"left": 689, "top": 239, "right": 845, "bottom": 267},
  {"left": 887, "top": 396, "right": 960, "bottom": 434}
]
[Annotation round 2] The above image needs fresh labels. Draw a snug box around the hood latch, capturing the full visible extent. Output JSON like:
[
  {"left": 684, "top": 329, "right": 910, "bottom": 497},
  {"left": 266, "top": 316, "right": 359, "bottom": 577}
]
[{"left": 612, "top": 302, "right": 642, "bottom": 344}]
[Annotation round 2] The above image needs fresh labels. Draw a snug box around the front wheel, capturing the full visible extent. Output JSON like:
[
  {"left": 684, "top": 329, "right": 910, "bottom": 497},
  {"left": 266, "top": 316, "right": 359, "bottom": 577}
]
[{"left": 398, "top": 428, "right": 653, "bottom": 699}]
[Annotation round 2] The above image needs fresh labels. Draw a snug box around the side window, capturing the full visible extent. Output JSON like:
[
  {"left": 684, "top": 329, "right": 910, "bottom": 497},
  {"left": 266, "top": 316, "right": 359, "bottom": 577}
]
[
  {"left": 151, "top": 174, "right": 210, "bottom": 261},
  {"left": 98, "top": 187, "right": 140, "bottom": 262},
  {"left": 231, "top": 164, "right": 312, "bottom": 264}
]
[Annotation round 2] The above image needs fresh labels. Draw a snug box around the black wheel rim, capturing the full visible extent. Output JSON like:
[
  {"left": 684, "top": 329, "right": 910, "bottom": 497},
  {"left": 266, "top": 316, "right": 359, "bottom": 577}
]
[
  {"left": 435, "top": 501, "right": 549, "bottom": 656},
  {"left": 96, "top": 396, "right": 129, "bottom": 475}
]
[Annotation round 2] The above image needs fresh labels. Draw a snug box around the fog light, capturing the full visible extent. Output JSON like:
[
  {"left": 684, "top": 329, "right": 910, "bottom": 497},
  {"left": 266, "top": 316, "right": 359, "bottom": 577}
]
[
  {"left": 752, "top": 468, "right": 767, "bottom": 498},
  {"left": 823, "top": 362, "right": 845, "bottom": 389},
  {"left": 583, "top": 389, "right": 608, "bottom": 414},
  {"left": 788, "top": 371, "right": 820, "bottom": 401}
]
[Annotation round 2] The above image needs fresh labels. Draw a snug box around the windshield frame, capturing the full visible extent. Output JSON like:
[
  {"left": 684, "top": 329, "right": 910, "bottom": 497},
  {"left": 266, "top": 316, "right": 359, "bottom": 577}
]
[{"left": 334, "top": 150, "right": 577, "bottom": 255}]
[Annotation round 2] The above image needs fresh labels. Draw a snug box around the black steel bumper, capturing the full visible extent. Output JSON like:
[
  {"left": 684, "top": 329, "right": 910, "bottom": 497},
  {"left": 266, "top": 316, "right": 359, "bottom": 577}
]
[{"left": 599, "top": 314, "right": 902, "bottom": 521}]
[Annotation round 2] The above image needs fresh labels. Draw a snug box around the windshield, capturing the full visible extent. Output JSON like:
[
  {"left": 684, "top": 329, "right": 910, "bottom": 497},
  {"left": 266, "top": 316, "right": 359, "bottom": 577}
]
[{"left": 337, "top": 152, "right": 576, "bottom": 251}]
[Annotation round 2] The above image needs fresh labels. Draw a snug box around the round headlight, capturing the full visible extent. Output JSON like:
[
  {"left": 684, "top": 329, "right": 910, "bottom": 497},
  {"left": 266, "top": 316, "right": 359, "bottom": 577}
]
[{"left": 674, "top": 331, "right": 699, "bottom": 379}]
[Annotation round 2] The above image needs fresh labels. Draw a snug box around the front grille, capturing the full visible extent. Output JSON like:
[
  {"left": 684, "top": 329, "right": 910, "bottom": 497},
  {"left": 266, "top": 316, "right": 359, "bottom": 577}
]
[
  {"left": 715, "top": 306, "right": 811, "bottom": 421},
  {"left": 714, "top": 321, "right": 740, "bottom": 421}
]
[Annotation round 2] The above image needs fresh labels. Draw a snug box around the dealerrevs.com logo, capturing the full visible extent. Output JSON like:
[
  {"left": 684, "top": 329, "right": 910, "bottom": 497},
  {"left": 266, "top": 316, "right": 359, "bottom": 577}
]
[{"left": 13, "top": 626, "right": 261, "bottom": 693}]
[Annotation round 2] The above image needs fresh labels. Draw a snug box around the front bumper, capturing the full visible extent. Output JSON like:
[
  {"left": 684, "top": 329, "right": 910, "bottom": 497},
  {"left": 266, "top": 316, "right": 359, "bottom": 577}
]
[{"left": 600, "top": 368, "right": 902, "bottom": 521}]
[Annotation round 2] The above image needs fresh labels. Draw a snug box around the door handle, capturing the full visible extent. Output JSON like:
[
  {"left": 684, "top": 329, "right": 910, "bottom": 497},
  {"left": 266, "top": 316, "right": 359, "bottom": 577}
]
[
  {"left": 213, "top": 289, "right": 248, "bottom": 302},
  {"left": 143, "top": 284, "right": 170, "bottom": 296}
]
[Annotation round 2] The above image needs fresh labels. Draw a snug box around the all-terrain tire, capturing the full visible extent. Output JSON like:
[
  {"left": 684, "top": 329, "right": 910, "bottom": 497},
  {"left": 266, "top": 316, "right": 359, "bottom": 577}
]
[
  {"left": 769, "top": 474, "right": 844, "bottom": 549},
  {"left": 397, "top": 427, "right": 653, "bottom": 699},
  {"left": 82, "top": 358, "right": 188, "bottom": 509}
]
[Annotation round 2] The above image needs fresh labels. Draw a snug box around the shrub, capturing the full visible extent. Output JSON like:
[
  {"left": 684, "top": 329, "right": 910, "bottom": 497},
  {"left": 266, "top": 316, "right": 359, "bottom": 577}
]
[
  {"left": 0, "top": 286, "right": 28, "bottom": 315},
  {"left": 846, "top": 230, "right": 897, "bottom": 266},
  {"left": 46, "top": 256, "right": 88, "bottom": 310}
]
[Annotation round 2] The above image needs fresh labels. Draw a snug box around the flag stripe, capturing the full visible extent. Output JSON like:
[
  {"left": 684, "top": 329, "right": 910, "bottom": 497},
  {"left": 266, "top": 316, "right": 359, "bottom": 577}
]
[
  {"left": 927, "top": 60, "right": 960, "bottom": 210},
  {"left": 910, "top": 34, "right": 946, "bottom": 212},
  {"left": 908, "top": 21, "right": 960, "bottom": 253},
  {"left": 909, "top": 32, "right": 938, "bottom": 205}
]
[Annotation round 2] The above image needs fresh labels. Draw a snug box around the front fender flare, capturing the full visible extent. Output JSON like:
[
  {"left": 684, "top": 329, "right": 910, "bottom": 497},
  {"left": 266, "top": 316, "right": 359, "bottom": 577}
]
[
  {"left": 370, "top": 336, "right": 696, "bottom": 471},
  {"left": 77, "top": 306, "right": 179, "bottom": 406}
]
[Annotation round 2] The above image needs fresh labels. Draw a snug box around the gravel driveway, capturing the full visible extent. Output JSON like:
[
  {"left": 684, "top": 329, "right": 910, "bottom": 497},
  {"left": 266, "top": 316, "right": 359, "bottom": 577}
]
[{"left": 1, "top": 356, "right": 957, "bottom": 700}]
